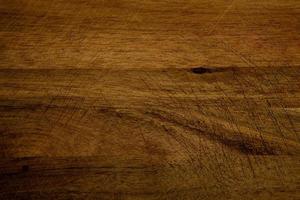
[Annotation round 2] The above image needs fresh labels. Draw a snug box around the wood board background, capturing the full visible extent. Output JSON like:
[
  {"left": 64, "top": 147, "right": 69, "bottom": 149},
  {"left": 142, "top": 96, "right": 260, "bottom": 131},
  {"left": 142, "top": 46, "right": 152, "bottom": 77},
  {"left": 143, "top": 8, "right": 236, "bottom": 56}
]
[{"left": 0, "top": 0, "right": 300, "bottom": 199}]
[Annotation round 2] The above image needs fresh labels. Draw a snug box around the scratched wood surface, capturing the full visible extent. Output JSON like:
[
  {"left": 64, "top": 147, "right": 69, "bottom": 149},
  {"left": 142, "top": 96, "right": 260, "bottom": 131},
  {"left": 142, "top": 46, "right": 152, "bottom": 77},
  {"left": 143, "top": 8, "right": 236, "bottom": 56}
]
[{"left": 0, "top": 0, "right": 300, "bottom": 199}]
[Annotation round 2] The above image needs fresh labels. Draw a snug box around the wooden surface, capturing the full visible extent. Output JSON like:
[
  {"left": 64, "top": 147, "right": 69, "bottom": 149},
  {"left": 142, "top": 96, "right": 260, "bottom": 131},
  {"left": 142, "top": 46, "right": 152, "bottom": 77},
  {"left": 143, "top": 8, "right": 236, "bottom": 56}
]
[{"left": 0, "top": 0, "right": 300, "bottom": 199}]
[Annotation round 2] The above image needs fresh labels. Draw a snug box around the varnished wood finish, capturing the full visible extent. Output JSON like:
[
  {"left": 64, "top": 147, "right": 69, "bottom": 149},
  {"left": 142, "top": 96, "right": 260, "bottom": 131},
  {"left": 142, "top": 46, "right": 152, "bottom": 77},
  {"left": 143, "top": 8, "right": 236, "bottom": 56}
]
[{"left": 0, "top": 0, "right": 300, "bottom": 199}]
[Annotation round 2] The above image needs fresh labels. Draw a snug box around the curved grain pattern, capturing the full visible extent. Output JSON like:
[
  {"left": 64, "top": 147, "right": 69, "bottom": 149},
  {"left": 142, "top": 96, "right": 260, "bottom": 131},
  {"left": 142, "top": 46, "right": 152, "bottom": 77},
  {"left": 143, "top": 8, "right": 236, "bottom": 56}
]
[{"left": 0, "top": 0, "right": 300, "bottom": 199}]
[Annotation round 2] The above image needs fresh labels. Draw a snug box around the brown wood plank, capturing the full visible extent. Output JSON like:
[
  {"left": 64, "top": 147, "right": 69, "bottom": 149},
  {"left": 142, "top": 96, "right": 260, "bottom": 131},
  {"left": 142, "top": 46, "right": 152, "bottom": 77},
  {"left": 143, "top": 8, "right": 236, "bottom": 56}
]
[
  {"left": 1, "top": 0, "right": 300, "bottom": 69},
  {"left": 0, "top": 0, "right": 300, "bottom": 199}
]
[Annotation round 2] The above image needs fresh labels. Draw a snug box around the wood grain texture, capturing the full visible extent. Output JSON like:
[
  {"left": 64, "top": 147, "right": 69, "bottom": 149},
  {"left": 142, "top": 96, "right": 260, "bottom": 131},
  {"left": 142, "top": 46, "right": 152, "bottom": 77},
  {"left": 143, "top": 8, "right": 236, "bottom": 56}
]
[{"left": 0, "top": 0, "right": 300, "bottom": 199}]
